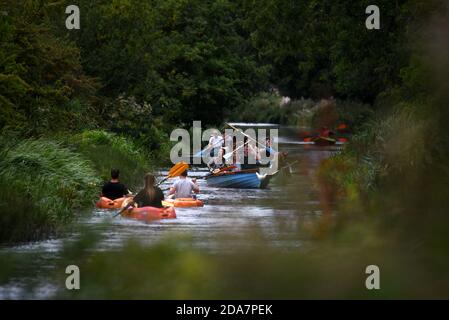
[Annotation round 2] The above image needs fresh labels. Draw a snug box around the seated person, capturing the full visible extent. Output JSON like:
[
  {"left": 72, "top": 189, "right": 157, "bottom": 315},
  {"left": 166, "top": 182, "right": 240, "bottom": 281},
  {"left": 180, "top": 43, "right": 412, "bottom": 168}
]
[
  {"left": 130, "top": 173, "right": 164, "bottom": 208},
  {"left": 101, "top": 168, "right": 131, "bottom": 200},
  {"left": 319, "top": 126, "right": 335, "bottom": 138},
  {"left": 168, "top": 170, "right": 199, "bottom": 199},
  {"left": 208, "top": 130, "right": 224, "bottom": 157},
  {"left": 209, "top": 147, "right": 227, "bottom": 170}
]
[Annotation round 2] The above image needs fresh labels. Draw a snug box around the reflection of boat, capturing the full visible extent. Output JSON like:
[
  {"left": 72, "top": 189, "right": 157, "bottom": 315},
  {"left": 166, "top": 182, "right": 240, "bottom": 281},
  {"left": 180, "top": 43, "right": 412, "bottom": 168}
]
[
  {"left": 205, "top": 169, "right": 275, "bottom": 189},
  {"left": 122, "top": 206, "right": 176, "bottom": 221}
]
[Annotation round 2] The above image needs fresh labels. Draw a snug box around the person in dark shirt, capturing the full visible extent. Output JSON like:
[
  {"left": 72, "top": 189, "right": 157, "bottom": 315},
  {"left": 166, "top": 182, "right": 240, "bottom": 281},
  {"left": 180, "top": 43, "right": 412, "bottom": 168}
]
[
  {"left": 131, "top": 173, "right": 164, "bottom": 208},
  {"left": 101, "top": 168, "right": 130, "bottom": 200}
]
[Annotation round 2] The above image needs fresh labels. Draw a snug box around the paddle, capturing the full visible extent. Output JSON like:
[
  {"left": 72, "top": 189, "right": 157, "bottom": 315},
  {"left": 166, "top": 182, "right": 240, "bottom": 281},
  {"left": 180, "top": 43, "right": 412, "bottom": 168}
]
[
  {"left": 223, "top": 141, "right": 249, "bottom": 161},
  {"left": 318, "top": 136, "right": 336, "bottom": 142},
  {"left": 194, "top": 129, "right": 225, "bottom": 157},
  {"left": 226, "top": 122, "right": 274, "bottom": 151},
  {"left": 113, "top": 197, "right": 134, "bottom": 218},
  {"left": 156, "top": 161, "right": 189, "bottom": 186},
  {"left": 269, "top": 160, "right": 298, "bottom": 176},
  {"left": 280, "top": 160, "right": 298, "bottom": 172},
  {"left": 194, "top": 145, "right": 210, "bottom": 158}
]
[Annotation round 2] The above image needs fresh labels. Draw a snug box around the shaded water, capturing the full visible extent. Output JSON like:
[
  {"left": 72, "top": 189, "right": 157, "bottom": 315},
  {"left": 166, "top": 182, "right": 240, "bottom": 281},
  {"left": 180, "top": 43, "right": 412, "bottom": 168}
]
[{"left": 0, "top": 125, "right": 341, "bottom": 299}]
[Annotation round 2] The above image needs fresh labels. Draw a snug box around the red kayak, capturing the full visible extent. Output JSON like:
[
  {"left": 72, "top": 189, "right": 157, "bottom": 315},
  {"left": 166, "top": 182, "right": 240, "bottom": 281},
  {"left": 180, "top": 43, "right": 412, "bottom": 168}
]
[{"left": 121, "top": 206, "right": 176, "bottom": 221}]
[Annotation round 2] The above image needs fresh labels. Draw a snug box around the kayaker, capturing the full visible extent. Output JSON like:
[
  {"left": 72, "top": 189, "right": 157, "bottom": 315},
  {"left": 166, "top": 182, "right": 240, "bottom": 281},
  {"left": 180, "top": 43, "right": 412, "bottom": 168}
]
[
  {"left": 209, "top": 147, "right": 227, "bottom": 170},
  {"left": 264, "top": 137, "right": 277, "bottom": 157},
  {"left": 101, "top": 168, "right": 131, "bottom": 200},
  {"left": 207, "top": 130, "right": 224, "bottom": 169},
  {"left": 129, "top": 173, "right": 165, "bottom": 208},
  {"left": 223, "top": 132, "right": 234, "bottom": 154},
  {"left": 319, "top": 126, "right": 334, "bottom": 138},
  {"left": 208, "top": 130, "right": 224, "bottom": 157},
  {"left": 168, "top": 170, "right": 200, "bottom": 199}
]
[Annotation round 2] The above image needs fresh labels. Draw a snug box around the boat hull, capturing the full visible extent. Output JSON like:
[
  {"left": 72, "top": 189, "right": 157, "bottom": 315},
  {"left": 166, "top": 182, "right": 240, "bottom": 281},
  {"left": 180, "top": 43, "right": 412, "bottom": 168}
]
[
  {"left": 206, "top": 171, "right": 272, "bottom": 189},
  {"left": 162, "top": 198, "right": 204, "bottom": 207}
]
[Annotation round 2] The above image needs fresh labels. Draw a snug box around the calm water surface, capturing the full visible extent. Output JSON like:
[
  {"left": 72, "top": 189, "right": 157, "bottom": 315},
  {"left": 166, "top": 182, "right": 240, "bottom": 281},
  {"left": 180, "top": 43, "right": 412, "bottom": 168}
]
[{"left": 0, "top": 125, "right": 341, "bottom": 299}]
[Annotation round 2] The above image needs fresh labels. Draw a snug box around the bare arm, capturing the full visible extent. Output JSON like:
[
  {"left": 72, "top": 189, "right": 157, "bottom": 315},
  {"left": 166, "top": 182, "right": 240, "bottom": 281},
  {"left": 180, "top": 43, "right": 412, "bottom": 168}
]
[{"left": 192, "top": 179, "right": 200, "bottom": 193}]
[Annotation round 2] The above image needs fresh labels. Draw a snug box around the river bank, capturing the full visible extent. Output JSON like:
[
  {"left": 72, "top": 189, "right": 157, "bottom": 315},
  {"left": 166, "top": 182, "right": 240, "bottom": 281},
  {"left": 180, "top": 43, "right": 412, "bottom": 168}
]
[{"left": 0, "top": 130, "right": 169, "bottom": 243}]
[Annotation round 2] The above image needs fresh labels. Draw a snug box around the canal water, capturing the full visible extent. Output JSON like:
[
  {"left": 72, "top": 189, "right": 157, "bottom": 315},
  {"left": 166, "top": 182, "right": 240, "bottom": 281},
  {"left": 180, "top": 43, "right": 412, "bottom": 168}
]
[{"left": 0, "top": 125, "right": 341, "bottom": 299}]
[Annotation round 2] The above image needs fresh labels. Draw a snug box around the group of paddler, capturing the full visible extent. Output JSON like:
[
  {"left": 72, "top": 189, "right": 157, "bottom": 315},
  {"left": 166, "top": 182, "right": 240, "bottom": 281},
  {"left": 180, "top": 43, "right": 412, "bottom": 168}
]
[
  {"left": 96, "top": 161, "right": 201, "bottom": 221},
  {"left": 301, "top": 124, "right": 351, "bottom": 145},
  {"left": 96, "top": 123, "right": 291, "bottom": 221},
  {"left": 201, "top": 123, "right": 286, "bottom": 172}
]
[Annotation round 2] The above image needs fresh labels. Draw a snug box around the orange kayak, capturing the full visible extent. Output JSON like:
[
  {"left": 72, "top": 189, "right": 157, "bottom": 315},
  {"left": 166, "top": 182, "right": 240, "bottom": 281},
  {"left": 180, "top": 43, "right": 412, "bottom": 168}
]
[
  {"left": 96, "top": 197, "right": 126, "bottom": 209},
  {"left": 122, "top": 206, "right": 176, "bottom": 221},
  {"left": 162, "top": 198, "right": 204, "bottom": 208}
]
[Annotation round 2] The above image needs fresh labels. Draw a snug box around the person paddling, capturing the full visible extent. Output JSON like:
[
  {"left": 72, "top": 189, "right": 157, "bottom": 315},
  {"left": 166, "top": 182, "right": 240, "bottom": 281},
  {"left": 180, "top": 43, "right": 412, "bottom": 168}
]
[
  {"left": 126, "top": 173, "right": 164, "bottom": 208},
  {"left": 319, "top": 126, "right": 334, "bottom": 138},
  {"left": 168, "top": 170, "right": 199, "bottom": 199},
  {"left": 208, "top": 130, "right": 224, "bottom": 157},
  {"left": 101, "top": 168, "right": 131, "bottom": 200}
]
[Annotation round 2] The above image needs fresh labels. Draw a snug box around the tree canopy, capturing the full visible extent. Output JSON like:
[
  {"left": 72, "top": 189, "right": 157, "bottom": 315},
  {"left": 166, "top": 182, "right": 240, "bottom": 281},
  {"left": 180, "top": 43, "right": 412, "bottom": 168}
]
[{"left": 0, "top": 0, "right": 443, "bottom": 136}]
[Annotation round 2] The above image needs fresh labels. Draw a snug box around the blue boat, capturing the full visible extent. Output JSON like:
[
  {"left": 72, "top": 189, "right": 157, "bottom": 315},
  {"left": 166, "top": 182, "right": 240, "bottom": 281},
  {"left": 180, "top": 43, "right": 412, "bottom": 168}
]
[{"left": 205, "top": 170, "right": 274, "bottom": 189}]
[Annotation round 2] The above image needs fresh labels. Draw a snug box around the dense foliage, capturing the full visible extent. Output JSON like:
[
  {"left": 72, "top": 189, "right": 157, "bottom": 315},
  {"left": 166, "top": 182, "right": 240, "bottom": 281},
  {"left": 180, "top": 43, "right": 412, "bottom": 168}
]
[
  {"left": 0, "top": 1, "right": 99, "bottom": 133},
  {"left": 2, "top": 0, "right": 439, "bottom": 132}
]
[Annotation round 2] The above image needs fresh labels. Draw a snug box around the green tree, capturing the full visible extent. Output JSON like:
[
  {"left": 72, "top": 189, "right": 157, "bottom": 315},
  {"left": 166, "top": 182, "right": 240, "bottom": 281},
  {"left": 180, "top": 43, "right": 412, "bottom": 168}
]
[{"left": 0, "top": 0, "right": 99, "bottom": 134}]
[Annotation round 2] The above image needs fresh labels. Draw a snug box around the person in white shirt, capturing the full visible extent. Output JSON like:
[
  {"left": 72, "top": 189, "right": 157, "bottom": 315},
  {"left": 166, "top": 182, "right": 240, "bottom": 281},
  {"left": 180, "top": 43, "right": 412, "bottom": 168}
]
[
  {"left": 208, "top": 131, "right": 223, "bottom": 157},
  {"left": 207, "top": 131, "right": 224, "bottom": 169},
  {"left": 168, "top": 170, "right": 200, "bottom": 199},
  {"left": 223, "top": 132, "right": 233, "bottom": 154}
]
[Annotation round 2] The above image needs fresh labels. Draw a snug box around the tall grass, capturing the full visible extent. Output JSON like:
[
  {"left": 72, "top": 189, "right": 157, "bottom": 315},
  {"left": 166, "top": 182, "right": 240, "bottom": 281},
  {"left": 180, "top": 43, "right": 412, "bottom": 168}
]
[
  {"left": 0, "top": 129, "right": 157, "bottom": 243},
  {"left": 0, "top": 138, "right": 100, "bottom": 242},
  {"left": 67, "top": 130, "right": 152, "bottom": 189},
  {"left": 318, "top": 105, "right": 432, "bottom": 199}
]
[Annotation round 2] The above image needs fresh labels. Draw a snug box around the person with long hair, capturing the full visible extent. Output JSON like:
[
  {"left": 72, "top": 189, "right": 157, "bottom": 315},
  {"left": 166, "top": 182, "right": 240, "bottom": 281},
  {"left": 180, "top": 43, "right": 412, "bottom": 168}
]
[{"left": 129, "top": 173, "right": 165, "bottom": 208}]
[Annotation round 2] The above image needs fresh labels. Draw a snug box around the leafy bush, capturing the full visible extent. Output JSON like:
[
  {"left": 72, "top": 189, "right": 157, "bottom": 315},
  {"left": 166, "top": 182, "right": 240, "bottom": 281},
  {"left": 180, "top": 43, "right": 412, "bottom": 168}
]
[{"left": 101, "top": 95, "right": 171, "bottom": 162}]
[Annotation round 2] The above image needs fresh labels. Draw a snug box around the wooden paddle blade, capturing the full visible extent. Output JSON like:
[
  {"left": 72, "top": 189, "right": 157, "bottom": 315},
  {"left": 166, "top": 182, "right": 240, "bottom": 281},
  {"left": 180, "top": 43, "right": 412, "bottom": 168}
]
[{"left": 167, "top": 162, "right": 189, "bottom": 178}]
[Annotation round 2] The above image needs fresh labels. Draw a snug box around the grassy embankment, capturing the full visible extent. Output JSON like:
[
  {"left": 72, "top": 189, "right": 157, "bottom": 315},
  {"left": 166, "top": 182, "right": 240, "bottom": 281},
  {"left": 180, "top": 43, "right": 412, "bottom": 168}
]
[{"left": 0, "top": 130, "right": 163, "bottom": 243}]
